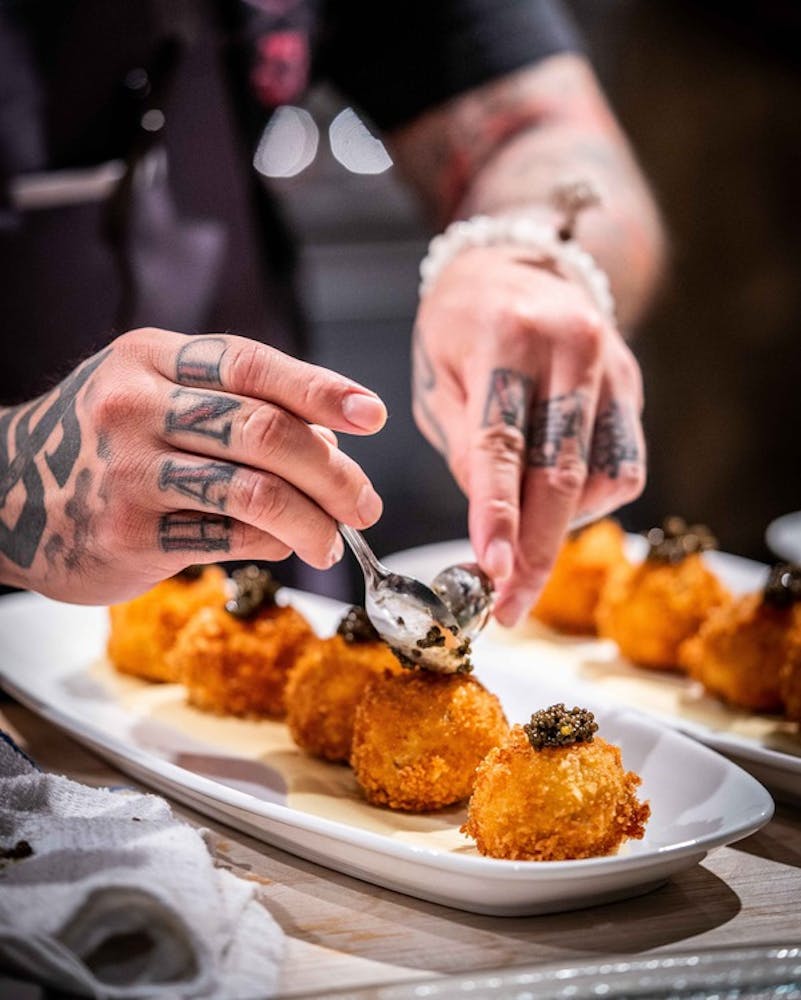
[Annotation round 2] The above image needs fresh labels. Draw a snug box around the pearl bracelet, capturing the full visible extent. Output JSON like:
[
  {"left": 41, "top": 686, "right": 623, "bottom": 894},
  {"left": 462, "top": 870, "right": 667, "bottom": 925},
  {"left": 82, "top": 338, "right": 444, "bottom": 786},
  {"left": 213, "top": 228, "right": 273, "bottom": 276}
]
[{"left": 418, "top": 212, "right": 616, "bottom": 325}]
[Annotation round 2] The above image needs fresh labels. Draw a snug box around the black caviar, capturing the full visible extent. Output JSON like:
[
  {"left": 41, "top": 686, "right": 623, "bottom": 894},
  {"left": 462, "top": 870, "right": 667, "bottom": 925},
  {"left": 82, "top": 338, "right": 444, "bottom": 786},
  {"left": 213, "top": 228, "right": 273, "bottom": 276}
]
[
  {"left": 645, "top": 516, "right": 716, "bottom": 564},
  {"left": 225, "top": 565, "right": 280, "bottom": 620},
  {"left": 763, "top": 563, "right": 801, "bottom": 609},
  {"left": 337, "top": 606, "right": 381, "bottom": 644},
  {"left": 523, "top": 703, "right": 598, "bottom": 749}
]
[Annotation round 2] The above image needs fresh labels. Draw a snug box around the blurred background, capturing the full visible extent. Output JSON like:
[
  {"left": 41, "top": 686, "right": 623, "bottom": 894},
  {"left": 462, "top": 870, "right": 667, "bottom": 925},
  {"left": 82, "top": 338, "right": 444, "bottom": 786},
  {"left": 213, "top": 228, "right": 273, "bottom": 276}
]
[{"left": 252, "top": 0, "right": 800, "bottom": 599}]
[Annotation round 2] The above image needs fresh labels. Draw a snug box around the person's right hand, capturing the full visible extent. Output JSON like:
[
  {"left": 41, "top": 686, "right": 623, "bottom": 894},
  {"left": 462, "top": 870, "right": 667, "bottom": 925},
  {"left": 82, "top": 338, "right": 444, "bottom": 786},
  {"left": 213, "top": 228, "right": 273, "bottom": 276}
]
[{"left": 0, "top": 328, "right": 387, "bottom": 604}]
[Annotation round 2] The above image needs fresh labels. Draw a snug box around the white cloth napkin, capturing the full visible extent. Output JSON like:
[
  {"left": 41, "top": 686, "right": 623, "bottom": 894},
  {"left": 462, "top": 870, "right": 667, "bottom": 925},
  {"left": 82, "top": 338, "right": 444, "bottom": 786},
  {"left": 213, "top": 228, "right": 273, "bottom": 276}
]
[{"left": 0, "top": 731, "right": 284, "bottom": 999}]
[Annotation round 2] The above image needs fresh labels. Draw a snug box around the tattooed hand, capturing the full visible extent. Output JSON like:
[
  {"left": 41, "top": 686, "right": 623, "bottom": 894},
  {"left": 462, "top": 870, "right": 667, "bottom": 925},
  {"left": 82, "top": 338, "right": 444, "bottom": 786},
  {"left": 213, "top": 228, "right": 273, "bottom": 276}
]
[
  {"left": 0, "top": 329, "right": 386, "bottom": 603},
  {"left": 412, "top": 246, "right": 645, "bottom": 626}
]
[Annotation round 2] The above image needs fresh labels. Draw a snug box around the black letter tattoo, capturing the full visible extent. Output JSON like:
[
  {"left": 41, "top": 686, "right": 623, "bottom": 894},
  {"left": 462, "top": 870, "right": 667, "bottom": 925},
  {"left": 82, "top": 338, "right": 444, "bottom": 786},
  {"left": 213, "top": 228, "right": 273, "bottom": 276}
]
[
  {"left": 589, "top": 400, "right": 639, "bottom": 478},
  {"left": 158, "top": 459, "right": 235, "bottom": 511},
  {"left": 158, "top": 513, "right": 232, "bottom": 552},
  {"left": 0, "top": 349, "right": 111, "bottom": 568},
  {"left": 175, "top": 336, "right": 228, "bottom": 387},
  {"left": 165, "top": 389, "right": 241, "bottom": 446},
  {"left": 481, "top": 369, "right": 533, "bottom": 432},
  {"left": 527, "top": 390, "right": 589, "bottom": 468}
]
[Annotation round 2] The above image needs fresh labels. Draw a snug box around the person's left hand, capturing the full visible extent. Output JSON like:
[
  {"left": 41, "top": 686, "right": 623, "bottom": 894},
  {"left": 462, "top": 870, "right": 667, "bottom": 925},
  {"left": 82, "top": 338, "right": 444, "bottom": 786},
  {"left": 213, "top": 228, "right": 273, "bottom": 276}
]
[{"left": 412, "top": 244, "right": 646, "bottom": 626}]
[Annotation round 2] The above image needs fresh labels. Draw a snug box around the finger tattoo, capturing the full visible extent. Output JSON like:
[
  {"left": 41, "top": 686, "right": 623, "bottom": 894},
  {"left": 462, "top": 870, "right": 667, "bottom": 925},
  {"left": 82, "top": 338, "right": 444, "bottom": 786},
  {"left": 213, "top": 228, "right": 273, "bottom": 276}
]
[
  {"left": 527, "top": 390, "right": 589, "bottom": 468},
  {"left": 158, "top": 458, "right": 235, "bottom": 511},
  {"left": 165, "top": 389, "right": 241, "bottom": 446},
  {"left": 588, "top": 400, "right": 640, "bottom": 478},
  {"left": 175, "top": 336, "right": 228, "bottom": 387},
  {"left": 481, "top": 368, "right": 533, "bottom": 432},
  {"left": 158, "top": 513, "right": 232, "bottom": 552}
]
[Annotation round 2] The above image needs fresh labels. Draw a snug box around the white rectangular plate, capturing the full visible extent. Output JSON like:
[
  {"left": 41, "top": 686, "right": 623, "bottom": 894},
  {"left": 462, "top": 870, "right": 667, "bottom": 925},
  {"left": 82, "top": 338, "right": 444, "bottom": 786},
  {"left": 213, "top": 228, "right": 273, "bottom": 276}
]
[
  {"left": 383, "top": 538, "right": 801, "bottom": 806},
  {"left": 0, "top": 589, "right": 773, "bottom": 916}
]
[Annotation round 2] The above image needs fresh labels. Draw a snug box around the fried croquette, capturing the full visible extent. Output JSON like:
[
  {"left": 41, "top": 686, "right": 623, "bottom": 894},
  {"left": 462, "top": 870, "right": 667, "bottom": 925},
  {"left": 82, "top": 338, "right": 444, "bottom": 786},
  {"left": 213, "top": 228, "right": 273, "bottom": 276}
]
[
  {"left": 780, "top": 643, "right": 801, "bottom": 723},
  {"left": 167, "top": 566, "right": 313, "bottom": 717},
  {"left": 595, "top": 517, "right": 729, "bottom": 670},
  {"left": 681, "top": 562, "right": 801, "bottom": 714},
  {"left": 532, "top": 518, "right": 627, "bottom": 634},
  {"left": 462, "top": 705, "right": 650, "bottom": 861},
  {"left": 107, "top": 565, "right": 229, "bottom": 682},
  {"left": 350, "top": 670, "right": 509, "bottom": 812},
  {"left": 285, "top": 607, "right": 403, "bottom": 762}
]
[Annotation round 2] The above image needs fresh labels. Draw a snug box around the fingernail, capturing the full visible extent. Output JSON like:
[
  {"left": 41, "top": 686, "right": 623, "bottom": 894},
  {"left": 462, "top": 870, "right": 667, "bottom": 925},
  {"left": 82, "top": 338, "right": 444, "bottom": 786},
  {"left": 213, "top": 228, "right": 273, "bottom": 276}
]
[
  {"left": 483, "top": 539, "right": 514, "bottom": 582},
  {"left": 357, "top": 484, "right": 383, "bottom": 525},
  {"left": 495, "top": 593, "right": 532, "bottom": 628},
  {"left": 328, "top": 534, "right": 345, "bottom": 566},
  {"left": 342, "top": 393, "right": 387, "bottom": 431}
]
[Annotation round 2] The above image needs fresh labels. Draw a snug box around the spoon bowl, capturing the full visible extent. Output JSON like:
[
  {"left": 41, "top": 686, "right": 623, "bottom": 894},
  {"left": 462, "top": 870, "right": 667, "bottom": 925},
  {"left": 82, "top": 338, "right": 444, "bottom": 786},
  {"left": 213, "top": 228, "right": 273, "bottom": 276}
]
[{"left": 339, "top": 524, "right": 473, "bottom": 672}]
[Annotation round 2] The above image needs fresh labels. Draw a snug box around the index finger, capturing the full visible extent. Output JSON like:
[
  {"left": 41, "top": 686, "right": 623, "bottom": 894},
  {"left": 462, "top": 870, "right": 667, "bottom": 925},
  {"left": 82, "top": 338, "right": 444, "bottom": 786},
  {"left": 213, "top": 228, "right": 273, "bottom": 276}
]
[{"left": 139, "top": 329, "right": 387, "bottom": 435}]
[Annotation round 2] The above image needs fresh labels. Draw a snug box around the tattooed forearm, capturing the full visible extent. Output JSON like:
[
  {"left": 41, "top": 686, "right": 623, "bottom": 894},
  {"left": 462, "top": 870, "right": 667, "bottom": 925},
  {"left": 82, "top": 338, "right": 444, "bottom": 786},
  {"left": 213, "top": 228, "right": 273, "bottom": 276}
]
[
  {"left": 481, "top": 369, "right": 533, "bottom": 432},
  {"left": 175, "top": 336, "right": 228, "bottom": 387},
  {"left": 165, "top": 389, "right": 241, "bottom": 446},
  {"left": 527, "top": 390, "right": 589, "bottom": 468},
  {"left": 0, "top": 349, "right": 112, "bottom": 569},
  {"left": 588, "top": 400, "right": 639, "bottom": 478},
  {"left": 158, "top": 458, "right": 235, "bottom": 511},
  {"left": 411, "top": 324, "right": 449, "bottom": 456},
  {"left": 390, "top": 56, "right": 666, "bottom": 327},
  {"left": 158, "top": 513, "right": 232, "bottom": 552}
]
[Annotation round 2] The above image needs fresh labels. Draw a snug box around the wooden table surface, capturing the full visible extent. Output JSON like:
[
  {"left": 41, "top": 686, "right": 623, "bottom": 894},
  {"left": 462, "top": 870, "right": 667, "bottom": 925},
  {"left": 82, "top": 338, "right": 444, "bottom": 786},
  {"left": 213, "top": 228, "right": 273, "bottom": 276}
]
[{"left": 2, "top": 696, "right": 800, "bottom": 999}]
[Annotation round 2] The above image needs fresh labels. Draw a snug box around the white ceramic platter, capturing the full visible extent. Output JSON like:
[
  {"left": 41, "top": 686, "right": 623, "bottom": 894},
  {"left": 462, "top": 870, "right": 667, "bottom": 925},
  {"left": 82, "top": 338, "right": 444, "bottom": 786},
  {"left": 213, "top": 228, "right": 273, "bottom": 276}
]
[
  {"left": 0, "top": 589, "right": 773, "bottom": 916},
  {"left": 383, "top": 538, "right": 801, "bottom": 806}
]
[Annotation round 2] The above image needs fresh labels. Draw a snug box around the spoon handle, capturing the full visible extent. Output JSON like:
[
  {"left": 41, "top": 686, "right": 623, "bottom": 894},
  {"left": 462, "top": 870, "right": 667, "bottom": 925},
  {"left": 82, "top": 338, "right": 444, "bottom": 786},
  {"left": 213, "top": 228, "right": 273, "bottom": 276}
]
[{"left": 338, "top": 523, "right": 385, "bottom": 585}]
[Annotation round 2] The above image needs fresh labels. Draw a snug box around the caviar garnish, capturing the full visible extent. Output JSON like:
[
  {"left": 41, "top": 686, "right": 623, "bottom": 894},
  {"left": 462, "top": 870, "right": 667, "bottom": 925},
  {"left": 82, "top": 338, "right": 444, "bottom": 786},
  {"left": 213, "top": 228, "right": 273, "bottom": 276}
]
[
  {"left": 524, "top": 703, "right": 598, "bottom": 749},
  {"left": 645, "top": 516, "right": 716, "bottom": 564},
  {"left": 763, "top": 563, "right": 801, "bottom": 608},
  {"left": 173, "top": 564, "right": 204, "bottom": 581},
  {"left": 0, "top": 839, "right": 33, "bottom": 862},
  {"left": 225, "top": 565, "right": 280, "bottom": 620},
  {"left": 337, "top": 606, "right": 380, "bottom": 644}
]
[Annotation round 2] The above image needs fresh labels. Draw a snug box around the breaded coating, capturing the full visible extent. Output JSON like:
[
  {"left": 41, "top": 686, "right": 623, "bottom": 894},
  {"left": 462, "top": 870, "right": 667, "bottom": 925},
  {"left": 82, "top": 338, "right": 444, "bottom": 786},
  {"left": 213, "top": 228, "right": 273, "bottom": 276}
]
[
  {"left": 462, "top": 725, "right": 650, "bottom": 860},
  {"left": 107, "top": 566, "right": 229, "bottom": 682},
  {"left": 351, "top": 671, "right": 509, "bottom": 812},
  {"left": 780, "top": 630, "right": 801, "bottom": 722},
  {"left": 532, "top": 518, "right": 627, "bottom": 634},
  {"left": 167, "top": 602, "right": 314, "bottom": 718},
  {"left": 681, "top": 593, "right": 799, "bottom": 712},
  {"left": 285, "top": 635, "right": 403, "bottom": 762},
  {"left": 596, "top": 554, "right": 729, "bottom": 670}
]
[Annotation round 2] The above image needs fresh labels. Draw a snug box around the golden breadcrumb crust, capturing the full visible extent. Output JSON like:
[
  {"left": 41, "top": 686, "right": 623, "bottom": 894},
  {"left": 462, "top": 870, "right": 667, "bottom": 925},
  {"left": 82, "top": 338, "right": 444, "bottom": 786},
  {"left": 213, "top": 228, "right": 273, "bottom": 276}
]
[
  {"left": 780, "top": 624, "right": 801, "bottom": 722},
  {"left": 285, "top": 635, "right": 403, "bottom": 762},
  {"left": 351, "top": 670, "right": 509, "bottom": 812},
  {"left": 680, "top": 593, "right": 801, "bottom": 712},
  {"left": 532, "top": 518, "right": 627, "bottom": 634},
  {"left": 107, "top": 567, "right": 229, "bottom": 682},
  {"left": 595, "top": 554, "right": 730, "bottom": 670},
  {"left": 462, "top": 726, "right": 650, "bottom": 861},
  {"left": 167, "top": 602, "right": 314, "bottom": 718}
]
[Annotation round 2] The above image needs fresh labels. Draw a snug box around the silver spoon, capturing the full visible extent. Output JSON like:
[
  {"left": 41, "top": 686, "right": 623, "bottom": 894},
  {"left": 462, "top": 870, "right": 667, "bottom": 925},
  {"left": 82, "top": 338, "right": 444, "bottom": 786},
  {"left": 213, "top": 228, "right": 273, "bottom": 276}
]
[
  {"left": 430, "top": 562, "right": 495, "bottom": 639},
  {"left": 338, "top": 524, "right": 476, "bottom": 673}
]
